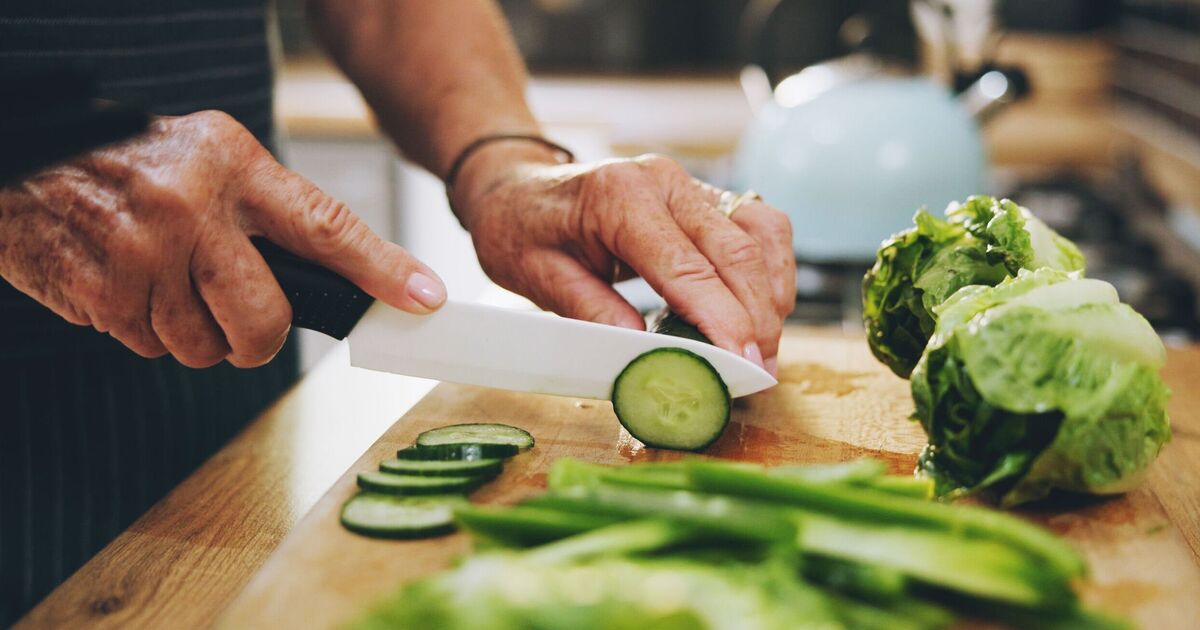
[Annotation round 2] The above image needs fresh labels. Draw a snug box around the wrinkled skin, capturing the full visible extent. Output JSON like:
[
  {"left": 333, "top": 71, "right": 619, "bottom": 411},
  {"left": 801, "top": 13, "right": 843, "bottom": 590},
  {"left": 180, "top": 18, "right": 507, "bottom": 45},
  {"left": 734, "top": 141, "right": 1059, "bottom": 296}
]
[
  {"left": 1, "top": 112, "right": 796, "bottom": 374},
  {"left": 0, "top": 111, "right": 446, "bottom": 368},
  {"left": 456, "top": 152, "right": 797, "bottom": 374}
]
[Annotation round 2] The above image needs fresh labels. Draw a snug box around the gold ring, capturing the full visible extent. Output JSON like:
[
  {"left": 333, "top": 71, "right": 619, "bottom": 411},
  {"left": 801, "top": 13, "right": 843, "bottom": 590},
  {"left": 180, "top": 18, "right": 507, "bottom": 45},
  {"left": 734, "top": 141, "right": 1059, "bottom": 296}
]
[{"left": 716, "top": 189, "right": 762, "bottom": 219}]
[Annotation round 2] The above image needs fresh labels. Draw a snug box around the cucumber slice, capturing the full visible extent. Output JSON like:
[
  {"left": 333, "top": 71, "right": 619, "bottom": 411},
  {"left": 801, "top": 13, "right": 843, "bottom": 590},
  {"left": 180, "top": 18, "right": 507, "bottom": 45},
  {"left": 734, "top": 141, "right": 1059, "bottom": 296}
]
[
  {"left": 395, "top": 443, "right": 519, "bottom": 461},
  {"left": 611, "top": 348, "right": 731, "bottom": 451},
  {"left": 416, "top": 423, "right": 534, "bottom": 450},
  {"left": 340, "top": 492, "right": 466, "bottom": 539},
  {"left": 356, "top": 471, "right": 480, "bottom": 496},
  {"left": 380, "top": 457, "right": 503, "bottom": 479}
]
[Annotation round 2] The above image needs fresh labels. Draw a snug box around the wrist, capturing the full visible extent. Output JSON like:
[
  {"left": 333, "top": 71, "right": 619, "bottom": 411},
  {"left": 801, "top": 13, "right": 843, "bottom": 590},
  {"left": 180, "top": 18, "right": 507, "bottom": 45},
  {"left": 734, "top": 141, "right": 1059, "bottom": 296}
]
[{"left": 446, "top": 137, "right": 571, "bottom": 230}]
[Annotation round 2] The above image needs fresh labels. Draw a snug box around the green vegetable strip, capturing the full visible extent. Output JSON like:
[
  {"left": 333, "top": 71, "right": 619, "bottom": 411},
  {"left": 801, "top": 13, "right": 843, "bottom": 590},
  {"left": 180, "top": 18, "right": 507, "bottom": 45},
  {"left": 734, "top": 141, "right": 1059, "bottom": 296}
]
[
  {"left": 798, "top": 513, "right": 1067, "bottom": 607},
  {"left": 802, "top": 556, "right": 910, "bottom": 603},
  {"left": 826, "top": 592, "right": 954, "bottom": 630},
  {"left": 767, "top": 458, "right": 888, "bottom": 484},
  {"left": 857, "top": 475, "right": 935, "bottom": 499},
  {"left": 547, "top": 458, "right": 698, "bottom": 492},
  {"left": 532, "top": 474, "right": 1065, "bottom": 606},
  {"left": 454, "top": 505, "right": 621, "bottom": 547},
  {"left": 524, "top": 519, "right": 696, "bottom": 565},
  {"left": 529, "top": 484, "right": 797, "bottom": 543},
  {"left": 686, "top": 461, "right": 1085, "bottom": 579}
]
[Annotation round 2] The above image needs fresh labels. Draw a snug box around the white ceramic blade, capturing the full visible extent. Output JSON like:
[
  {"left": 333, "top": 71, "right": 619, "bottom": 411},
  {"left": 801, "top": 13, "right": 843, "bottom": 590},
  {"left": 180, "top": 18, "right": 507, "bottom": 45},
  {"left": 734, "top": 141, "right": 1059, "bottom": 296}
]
[{"left": 347, "top": 301, "right": 777, "bottom": 399}]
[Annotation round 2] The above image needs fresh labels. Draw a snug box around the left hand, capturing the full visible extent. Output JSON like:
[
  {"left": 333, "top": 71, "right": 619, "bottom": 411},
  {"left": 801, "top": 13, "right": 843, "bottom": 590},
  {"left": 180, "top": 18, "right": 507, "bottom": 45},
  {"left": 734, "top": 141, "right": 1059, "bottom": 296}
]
[{"left": 452, "top": 145, "right": 796, "bottom": 376}]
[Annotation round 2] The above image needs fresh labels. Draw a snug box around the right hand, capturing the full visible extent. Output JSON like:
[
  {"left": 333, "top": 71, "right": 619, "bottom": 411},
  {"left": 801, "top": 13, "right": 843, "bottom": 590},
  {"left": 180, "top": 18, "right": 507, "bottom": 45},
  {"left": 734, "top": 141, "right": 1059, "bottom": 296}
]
[{"left": 0, "top": 110, "right": 446, "bottom": 368}]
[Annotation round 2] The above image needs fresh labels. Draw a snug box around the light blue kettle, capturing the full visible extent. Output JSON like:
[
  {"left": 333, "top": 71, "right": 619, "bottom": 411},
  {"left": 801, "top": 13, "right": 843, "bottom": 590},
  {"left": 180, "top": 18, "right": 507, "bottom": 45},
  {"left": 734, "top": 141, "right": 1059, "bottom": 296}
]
[{"left": 733, "top": 59, "right": 1022, "bottom": 262}]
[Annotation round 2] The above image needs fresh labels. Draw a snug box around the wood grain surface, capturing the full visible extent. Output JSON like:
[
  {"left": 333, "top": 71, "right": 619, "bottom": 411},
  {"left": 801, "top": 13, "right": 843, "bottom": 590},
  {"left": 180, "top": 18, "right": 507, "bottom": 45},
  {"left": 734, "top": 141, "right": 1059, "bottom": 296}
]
[
  {"left": 13, "top": 345, "right": 437, "bottom": 630},
  {"left": 220, "top": 328, "right": 1200, "bottom": 630}
]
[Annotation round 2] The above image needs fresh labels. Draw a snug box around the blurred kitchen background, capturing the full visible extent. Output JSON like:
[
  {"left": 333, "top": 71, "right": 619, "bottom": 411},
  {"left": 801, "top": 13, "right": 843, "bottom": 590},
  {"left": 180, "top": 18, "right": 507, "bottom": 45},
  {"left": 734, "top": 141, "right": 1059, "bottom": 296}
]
[{"left": 275, "top": 0, "right": 1200, "bottom": 370}]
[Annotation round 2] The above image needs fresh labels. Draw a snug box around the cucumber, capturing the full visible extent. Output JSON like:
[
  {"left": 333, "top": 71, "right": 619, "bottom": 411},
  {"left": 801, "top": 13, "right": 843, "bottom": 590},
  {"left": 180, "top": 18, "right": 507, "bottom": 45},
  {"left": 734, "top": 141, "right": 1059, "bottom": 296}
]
[
  {"left": 356, "top": 471, "right": 480, "bottom": 496},
  {"left": 648, "top": 308, "right": 711, "bottom": 343},
  {"left": 340, "top": 492, "right": 466, "bottom": 539},
  {"left": 395, "top": 443, "right": 519, "bottom": 461},
  {"left": 416, "top": 423, "right": 534, "bottom": 450},
  {"left": 611, "top": 347, "right": 731, "bottom": 451},
  {"left": 380, "top": 457, "right": 503, "bottom": 479}
]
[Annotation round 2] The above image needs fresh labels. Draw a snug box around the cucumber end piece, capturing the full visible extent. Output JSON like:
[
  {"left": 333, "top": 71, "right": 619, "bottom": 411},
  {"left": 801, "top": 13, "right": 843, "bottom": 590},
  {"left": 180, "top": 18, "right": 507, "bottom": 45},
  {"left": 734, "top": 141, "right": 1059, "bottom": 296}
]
[{"left": 611, "top": 347, "right": 731, "bottom": 451}]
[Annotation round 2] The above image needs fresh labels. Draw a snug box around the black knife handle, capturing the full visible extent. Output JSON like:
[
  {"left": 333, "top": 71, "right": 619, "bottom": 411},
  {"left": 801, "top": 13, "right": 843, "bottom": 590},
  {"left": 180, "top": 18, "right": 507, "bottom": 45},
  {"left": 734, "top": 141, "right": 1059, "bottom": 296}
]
[{"left": 251, "top": 237, "right": 374, "bottom": 339}]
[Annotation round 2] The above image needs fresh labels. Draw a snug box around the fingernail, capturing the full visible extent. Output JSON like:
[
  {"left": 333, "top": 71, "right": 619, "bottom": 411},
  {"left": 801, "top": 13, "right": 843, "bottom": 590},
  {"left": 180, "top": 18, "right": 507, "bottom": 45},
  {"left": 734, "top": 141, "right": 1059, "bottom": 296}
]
[
  {"left": 742, "top": 343, "right": 766, "bottom": 370},
  {"left": 405, "top": 272, "right": 446, "bottom": 311},
  {"left": 764, "top": 356, "right": 778, "bottom": 377}
]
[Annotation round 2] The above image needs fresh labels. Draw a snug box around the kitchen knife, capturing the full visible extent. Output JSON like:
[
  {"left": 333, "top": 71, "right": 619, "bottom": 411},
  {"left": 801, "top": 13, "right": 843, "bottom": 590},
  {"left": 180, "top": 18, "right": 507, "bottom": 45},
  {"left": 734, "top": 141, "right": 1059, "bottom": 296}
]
[{"left": 253, "top": 239, "right": 776, "bottom": 398}]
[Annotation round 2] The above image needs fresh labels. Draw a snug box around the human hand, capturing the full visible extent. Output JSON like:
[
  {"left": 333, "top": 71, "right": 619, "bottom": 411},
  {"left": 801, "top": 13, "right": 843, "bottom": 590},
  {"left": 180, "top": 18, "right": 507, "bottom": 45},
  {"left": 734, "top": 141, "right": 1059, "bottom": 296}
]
[
  {"left": 452, "top": 145, "right": 795, "bottom": 375},
  {"left": 0, "top": 111, "right": 445, "bottom": 367}
]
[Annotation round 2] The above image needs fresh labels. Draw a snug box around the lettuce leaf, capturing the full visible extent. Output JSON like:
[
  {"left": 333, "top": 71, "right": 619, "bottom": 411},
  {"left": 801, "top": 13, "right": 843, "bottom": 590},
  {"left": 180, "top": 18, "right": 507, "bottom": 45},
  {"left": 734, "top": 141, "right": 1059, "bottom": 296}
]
[
  {"left": 911, "top": 270, "right": 1171, "bottom": 506},
  {"left": 863, "top": 196, "right": 1084, "bottom": 379}
]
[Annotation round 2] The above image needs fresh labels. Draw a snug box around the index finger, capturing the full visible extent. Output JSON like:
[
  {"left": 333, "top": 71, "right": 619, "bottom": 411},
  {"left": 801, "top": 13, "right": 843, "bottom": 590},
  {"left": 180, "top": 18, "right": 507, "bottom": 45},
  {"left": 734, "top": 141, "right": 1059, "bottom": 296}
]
[
  {"left": 239, "top": 159, "right": 446, "bottom": 314},
  {"left": 595, "top": 187, "right": 764, "bottom": 368}
]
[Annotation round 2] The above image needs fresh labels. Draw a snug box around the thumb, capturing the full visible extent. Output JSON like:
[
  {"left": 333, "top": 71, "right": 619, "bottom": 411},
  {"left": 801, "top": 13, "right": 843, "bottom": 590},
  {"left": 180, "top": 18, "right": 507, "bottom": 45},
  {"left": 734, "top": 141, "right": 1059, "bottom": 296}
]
[{"left": 242, "top": 161, "right": 446, "bottom": 313}]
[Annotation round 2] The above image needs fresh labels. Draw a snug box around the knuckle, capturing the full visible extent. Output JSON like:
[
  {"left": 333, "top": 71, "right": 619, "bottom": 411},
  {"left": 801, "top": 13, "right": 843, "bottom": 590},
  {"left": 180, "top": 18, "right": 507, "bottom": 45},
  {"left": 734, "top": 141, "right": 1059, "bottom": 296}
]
[
  {"left": 664, "top": 256, "right": 720, "bottom": 295},
  {"left": 232, "top": 297, "right": 291, "bottom": 360},
  {"left": 261, "top": 301, "right": 294, "bottom": 342},
  {"left": 721, "top": 233, "right": 764, "bottom": 269},
  {"left": 634, "top": 153, "right": 681, "bottom": 175},
  {"left": 186, "top": 110, "right": 263, "bottom": 160},
  {"left": 111, "top": 230, "right": 159, "bottom": 267},
  {"left": 767, "top": 207, "right": 792, "bottom": 232},
  {"left": 112, "top": 324, "right": 166, "bottom": 359},
  {"left": 190, "top": 109, "right": 240, "bottom": 134},
  {"left": 777, "top": 275, "right": 797, "bottom": 315},
  {"left": 580, "top": 162, "right": 632, "bottom": 196},
  {"left": 176, "top": 345, "right": 227, "bottom": 369},
  {"left": 66, "top": 270, "right": 105, "bottom": 312},
  {"left": 152, "top": 310, "right": 230, "bottom": 368},
  {"left": 759, "top": 315, "right": 783, "bottom": 342},
  {"left": 303, "top": 193, "right": 361, "bottom": 255}
]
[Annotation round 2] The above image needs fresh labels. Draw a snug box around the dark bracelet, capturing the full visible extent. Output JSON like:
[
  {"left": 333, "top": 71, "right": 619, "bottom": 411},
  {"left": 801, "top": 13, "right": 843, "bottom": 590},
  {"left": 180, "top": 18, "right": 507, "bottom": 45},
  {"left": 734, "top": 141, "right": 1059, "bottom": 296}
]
[{"left": 443, "top": 133, "right": 574, "bottom": 219}]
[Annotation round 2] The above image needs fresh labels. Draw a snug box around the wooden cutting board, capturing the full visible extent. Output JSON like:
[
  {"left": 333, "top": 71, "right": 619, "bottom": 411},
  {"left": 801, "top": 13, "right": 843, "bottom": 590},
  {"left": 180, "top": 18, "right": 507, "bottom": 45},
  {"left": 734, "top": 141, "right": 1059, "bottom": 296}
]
[{"left": 219, "top": 327, "right": 1200, "bottom": 629}]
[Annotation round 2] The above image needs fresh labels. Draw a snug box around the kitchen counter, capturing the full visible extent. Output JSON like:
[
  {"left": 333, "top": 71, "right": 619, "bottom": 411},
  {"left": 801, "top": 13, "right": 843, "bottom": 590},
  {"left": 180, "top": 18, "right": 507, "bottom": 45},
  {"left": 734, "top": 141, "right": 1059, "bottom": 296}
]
[
  {"left": 15, "top": 324, "right": 1200, "bottom": 629},
  {"left": 275, "top": 57, "right": 1128, "bottom": 173}
]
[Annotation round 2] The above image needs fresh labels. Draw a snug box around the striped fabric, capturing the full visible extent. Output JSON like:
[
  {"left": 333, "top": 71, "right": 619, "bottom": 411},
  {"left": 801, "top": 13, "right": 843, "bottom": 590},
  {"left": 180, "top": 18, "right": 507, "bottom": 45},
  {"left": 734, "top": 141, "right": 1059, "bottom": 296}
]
[
  {"left": 0, "top": 1, "right": 297, "bottom": 624},
  {"left": 0, "top": 2, "right": 275, "bottom": 141}
]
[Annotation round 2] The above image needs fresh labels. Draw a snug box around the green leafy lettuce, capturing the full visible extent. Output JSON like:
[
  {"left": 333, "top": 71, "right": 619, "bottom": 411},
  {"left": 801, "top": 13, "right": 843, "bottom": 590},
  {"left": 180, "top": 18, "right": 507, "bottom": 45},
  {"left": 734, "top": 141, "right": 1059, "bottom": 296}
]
[
  {"left": 910, "top": 269, "right": 1171, "bottom": 506},
  {"left": 863, "top": 196, "right": 1085, "bottom": 378}
]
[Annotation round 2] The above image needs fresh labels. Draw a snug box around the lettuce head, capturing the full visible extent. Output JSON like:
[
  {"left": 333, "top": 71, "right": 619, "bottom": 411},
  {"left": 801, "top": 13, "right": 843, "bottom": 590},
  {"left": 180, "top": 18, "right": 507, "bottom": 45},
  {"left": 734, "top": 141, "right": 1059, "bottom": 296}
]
[
  {"left": 910, "top": 269, "right": 1171, "bottom": 506},
  {"left": 863, "top": 196, "right": 1085, "bottom": 378}
]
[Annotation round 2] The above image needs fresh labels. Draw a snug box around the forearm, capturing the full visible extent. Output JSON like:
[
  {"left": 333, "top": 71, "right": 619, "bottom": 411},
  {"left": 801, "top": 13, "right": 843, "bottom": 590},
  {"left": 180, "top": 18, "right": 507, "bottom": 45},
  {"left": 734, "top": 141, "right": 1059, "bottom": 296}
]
[{"left": 307, "top": 0, "right": 545, "bottom": 178}]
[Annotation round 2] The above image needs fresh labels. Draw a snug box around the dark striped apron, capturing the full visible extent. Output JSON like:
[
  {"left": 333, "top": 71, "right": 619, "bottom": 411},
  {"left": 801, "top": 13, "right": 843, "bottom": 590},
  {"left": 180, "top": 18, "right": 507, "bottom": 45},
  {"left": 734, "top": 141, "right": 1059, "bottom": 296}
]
[{"left": 0, "top": 2, "right": 297, "bottom": 624}]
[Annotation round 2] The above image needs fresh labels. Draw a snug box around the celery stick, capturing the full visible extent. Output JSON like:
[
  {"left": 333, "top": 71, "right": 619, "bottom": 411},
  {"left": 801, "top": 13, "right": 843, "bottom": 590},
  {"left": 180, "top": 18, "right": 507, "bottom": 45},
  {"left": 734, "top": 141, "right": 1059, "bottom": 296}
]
[
  {"left": 859, "top": 475, "right": 935, "bottom": 499},
  {"left": 768, "top": 458, "right": 888, "bottom": 484},
  {"left": 529, "top": 485, "right": 796, "bottom": 544},
  {"left": 525, "top": 519, "right": 696, "bottom": 565},
  {"left": 454, "top": 504, "right": 620, "bottom": 547},
  {"left": 687, "top": 462, "right": 1085, "bottom": 578},
  {"left": 798, "top": 513, "right": 1072, "bottom": 608}
]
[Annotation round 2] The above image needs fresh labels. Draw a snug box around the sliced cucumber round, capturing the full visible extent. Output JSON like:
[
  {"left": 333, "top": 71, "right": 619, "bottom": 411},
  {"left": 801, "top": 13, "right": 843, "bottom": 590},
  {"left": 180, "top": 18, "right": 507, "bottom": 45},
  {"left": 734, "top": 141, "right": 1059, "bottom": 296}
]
[
  {"left": 416, "top": 423, "right": 534, "bottom": 450},
  {"left": 396, "top": 443, "right": 519, "bottom": 461},
  {"left": 380, "top": 457, "right": 503, "bottom": 479},
  {"left": 340, "top": 492, "right": 466, "bottom": 539},
  {"left": 611, "top": 347, "right": 731, "bottom": 451},
  {"left": 356, "top": 471, "right": 480, "bottom": 496}
]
